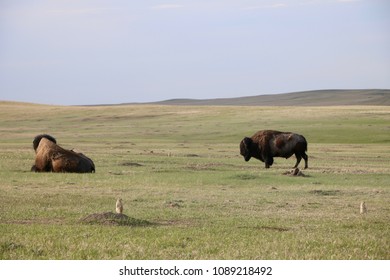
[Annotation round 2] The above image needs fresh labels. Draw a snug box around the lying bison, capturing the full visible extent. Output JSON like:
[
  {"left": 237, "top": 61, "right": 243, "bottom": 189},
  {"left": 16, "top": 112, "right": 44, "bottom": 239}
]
[
  {"left": 31, "top": 134, "right": 95, "bottom": 173},
  {"left": 240, "top": 130, "right": 308, "bottom": 169}
]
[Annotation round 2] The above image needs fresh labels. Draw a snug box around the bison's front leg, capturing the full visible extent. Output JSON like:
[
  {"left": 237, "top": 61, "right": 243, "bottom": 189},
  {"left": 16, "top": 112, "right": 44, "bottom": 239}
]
[{"left": 265, "top": 157, "right": 274, "bottom": 168}]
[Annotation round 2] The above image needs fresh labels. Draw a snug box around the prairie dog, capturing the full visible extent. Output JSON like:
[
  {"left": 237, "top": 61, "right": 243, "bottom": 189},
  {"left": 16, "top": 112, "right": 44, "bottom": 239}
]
[
  {"left": 360, "top": 201, "right": 367, "bottom": 214},
  {"left": 116, "top": 198, "right": 123, "bottom": 214}
]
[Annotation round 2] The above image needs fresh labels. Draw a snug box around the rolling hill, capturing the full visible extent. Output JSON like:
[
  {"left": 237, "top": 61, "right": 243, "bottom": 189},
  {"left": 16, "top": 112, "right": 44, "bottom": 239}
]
[{"left": 152, "top": 89, "right": 390, "bottom": 106}]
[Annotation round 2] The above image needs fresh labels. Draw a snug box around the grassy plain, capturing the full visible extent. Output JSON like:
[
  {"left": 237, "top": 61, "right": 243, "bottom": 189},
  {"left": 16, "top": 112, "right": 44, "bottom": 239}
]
[{"left": 0, "top": 102, "right": 389, "bottom": 259}]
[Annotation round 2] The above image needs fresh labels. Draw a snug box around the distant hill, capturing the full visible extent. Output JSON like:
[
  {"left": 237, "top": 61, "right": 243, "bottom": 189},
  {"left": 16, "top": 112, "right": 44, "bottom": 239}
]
[{"left": 153, "top": 89, "right": 390, "bottom": 106}]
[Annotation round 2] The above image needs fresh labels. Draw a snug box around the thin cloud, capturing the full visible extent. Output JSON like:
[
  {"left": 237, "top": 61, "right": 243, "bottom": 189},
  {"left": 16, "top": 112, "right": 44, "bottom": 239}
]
[
  {"left": 46, "top": 7, "right": 117, "bottom": 16},
  {"left": 243, "top": 0, "right": 361, "bottom": 10},
  {"left": 242, "top": 3, "right": 288, "bottom": 10},
  {"left": 270, "top": 3, "right": 288, "bottom": 8},
  {"left": 151, "top": 4, "right": 184, "bottom": 10},
  {"left": 336, "top": 0, "right": 360, "bottom": 2}
]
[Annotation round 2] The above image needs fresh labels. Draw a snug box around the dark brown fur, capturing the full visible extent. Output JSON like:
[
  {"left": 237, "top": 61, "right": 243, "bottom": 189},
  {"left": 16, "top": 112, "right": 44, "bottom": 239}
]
[
  {"left": 31, "top": 135, "right": 95, "bottom": 173},
  {"left": 240, "top": 130, "right": 308, "bottom": 169}
]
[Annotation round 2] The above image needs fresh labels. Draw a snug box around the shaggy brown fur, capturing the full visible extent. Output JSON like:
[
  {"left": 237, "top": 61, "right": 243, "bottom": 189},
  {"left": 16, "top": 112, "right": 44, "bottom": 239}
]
[
  {"left": 31, "top": 135, "right": 95, "bottom": 173},
  {"left": 33, "top": 134, "right": 57, "bottom": 152},
  {"left": 240, "top": 130, "right": 308, "bottom": 169}
]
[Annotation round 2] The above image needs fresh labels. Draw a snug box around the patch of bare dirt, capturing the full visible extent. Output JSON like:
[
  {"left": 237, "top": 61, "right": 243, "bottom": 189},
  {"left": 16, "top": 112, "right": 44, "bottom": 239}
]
[
  {"left": 309, "top": 190, "right": 341, "bottom": 196},
  {"left": 165, "top": 200, "right": 184, "bottom": 208},
  {"left": 282, "top": 168, "right": 307, "bottom": 177},
  {"left": 121, "top": 162, "right": 143, "bottom": 167},
  {"left": 240, "top": 225, "right": 290, "bottom": 232},
  {"left": 8, "top": 218, "right": 65, "bottom": 225}
]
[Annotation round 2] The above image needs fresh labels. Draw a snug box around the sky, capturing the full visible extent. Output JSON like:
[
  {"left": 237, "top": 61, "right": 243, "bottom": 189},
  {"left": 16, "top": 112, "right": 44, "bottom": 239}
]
[{"left": 0, "top": 0, "right": 389, "bottom": 105}]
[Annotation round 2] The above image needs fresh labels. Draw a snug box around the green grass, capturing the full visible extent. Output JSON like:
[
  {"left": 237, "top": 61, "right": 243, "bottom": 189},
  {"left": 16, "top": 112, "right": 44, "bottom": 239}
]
[{"left": 0, "top": 102, "right": 389, "bottom": 259}]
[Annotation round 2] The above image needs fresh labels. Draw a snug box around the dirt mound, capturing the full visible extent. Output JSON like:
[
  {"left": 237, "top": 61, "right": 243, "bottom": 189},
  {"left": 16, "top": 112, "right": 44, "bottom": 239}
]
[
  {"left": 282, "top": 168, "right": 307, "bottom": 177},
  {"left": 80, "top": 212, "right": 152, "bottom": 226}
]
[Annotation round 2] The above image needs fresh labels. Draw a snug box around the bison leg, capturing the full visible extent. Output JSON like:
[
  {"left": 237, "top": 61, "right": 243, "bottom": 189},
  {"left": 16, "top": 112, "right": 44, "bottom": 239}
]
[
  {"left": 265, "top": 157, "right": 273, "bottom": 168},
  {"left": 302, "top": 152, "right": 308, "bottom": 169},
  {"left": 294, "top": 154, "right": 302, "bottom": 168},
  {"left": 294, "top": 153, "right": 309, "bottom": 169}
]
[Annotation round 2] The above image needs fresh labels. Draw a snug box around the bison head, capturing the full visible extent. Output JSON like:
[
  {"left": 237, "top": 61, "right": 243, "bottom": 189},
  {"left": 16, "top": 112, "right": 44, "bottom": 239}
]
[
  {"left": 33, "top": 134, "right": 57, "bottom": 152},
  {"left": 240, "top": 137, "right": 253, "bottom": 161}
]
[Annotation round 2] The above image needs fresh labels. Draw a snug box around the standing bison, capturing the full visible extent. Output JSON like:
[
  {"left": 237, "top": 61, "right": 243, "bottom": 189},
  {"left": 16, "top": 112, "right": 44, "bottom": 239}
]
[
  {"left": 31, "top": 134, "right": 95, "bottom": 173},
  {"left": 240, "top": 130, "right": 308, "bottom": 169}
]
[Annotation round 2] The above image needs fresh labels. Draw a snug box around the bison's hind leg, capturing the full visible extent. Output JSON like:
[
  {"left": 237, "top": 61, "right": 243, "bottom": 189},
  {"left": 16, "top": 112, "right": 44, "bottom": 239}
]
[
  {"left": 302, "top": 152, "right": 308, "bottom": 169},
  {"left": 294, "top": 152, "right": 308, "bottom": 169},
  {"left": 293, "top": 154, "right": 302, "bottom": 169}
]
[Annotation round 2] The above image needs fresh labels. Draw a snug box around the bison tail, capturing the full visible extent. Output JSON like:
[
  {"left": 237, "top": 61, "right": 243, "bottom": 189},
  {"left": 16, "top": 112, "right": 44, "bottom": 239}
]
[{"left": 302, "top": 136, "right": 308, "bottom": 151}]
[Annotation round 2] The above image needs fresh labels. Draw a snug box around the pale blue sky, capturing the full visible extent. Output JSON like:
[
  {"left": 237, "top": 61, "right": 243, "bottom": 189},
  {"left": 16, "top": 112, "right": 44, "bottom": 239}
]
[{"left": 1, "top": 0, "right": 389, "bottom": 105}]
